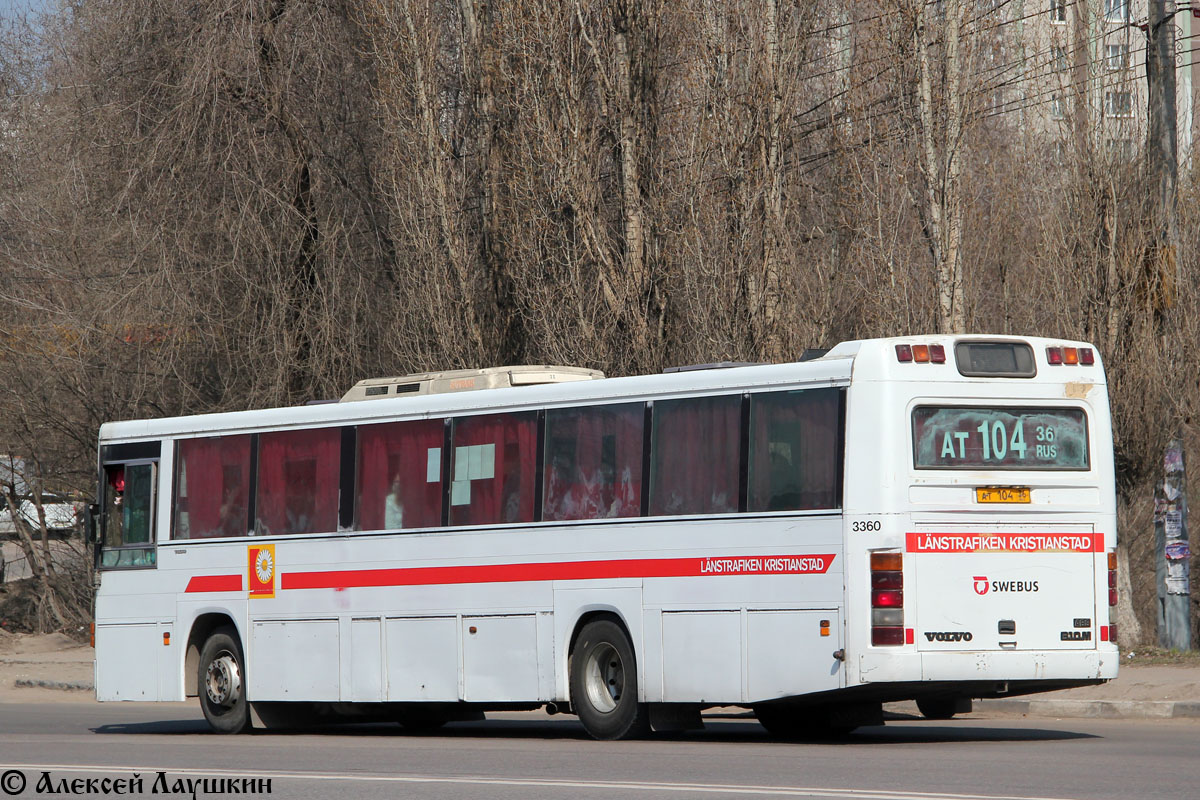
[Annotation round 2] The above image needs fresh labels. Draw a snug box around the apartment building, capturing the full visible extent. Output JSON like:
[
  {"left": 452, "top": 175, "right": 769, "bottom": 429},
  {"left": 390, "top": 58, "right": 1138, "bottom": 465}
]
[{"left": 1010, "top": 0, "right": 1198, "bottom": 163}]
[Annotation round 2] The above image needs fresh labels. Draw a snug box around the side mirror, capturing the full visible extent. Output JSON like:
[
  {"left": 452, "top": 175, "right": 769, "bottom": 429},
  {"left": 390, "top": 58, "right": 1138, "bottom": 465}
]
[{"left": 86, "top": 503, "right": 100, "bottom": 544}]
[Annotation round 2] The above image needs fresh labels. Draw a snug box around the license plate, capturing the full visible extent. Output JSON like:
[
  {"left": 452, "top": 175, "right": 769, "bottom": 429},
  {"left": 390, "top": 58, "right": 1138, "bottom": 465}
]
[{"left": 976, "top": 487, "right": 1030, "bottom": 503}]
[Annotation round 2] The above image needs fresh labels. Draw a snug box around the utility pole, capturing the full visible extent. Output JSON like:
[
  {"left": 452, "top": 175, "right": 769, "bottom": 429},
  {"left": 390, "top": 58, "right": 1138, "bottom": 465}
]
[
  {"left": 1145, "top": 0, "right": 1179, "bottom": 282},
  {"left": 1155, "top": 440, "right": 1190, "bottom": 649},
  {"left": 1143, "top": 1, "right": 1189, "bottom": 649}
]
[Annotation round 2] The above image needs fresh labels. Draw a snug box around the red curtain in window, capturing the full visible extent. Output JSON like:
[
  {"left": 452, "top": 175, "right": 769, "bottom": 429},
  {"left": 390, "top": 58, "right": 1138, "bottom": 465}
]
[
  {"left": 650, "top": 396, "right": 740, "bottom": 515},
  {"left": 357, "top": 420, "right": 444, "bottom": 530},
  {"left": 749, "top": 389, "right": 840, "bottom": 511},
  {"left": 449, "top": 413, "right": 537, "bottom": 526},
  {"left": 256, "top": 428, "right": 341, "bottom": 535},
  {"left": 174, "top": 435, "right": 251, "bottom": 539},
  {"left": 544, "top": 404, "right": 643, "bottom": 521}
]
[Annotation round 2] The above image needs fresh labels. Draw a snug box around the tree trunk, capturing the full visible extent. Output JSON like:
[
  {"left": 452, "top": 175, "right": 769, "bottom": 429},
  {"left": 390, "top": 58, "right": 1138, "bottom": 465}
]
[{"left": 755, "top": 0, "right": 785, "bottom": 361}]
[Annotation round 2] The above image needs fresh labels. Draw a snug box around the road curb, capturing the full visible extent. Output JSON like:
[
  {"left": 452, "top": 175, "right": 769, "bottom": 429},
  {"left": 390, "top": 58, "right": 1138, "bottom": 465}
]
[{"left": 978, "top": 698, "right": 1200, "bottom": 719}]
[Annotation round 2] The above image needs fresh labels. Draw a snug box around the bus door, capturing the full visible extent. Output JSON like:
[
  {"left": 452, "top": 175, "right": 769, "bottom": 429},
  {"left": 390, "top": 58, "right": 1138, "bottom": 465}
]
[{"left": 907, "top": 523, "right": 1098, "bottom": 651}]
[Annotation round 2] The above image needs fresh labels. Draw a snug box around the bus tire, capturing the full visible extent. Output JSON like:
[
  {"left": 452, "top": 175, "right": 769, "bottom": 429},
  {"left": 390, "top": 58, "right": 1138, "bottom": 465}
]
[
  {"left": 916, "top": 695, "right": 960, "bottom": 720},
  {"left": 395, "top": 712, "right": 448, "bottom": 732},
  {"left": 754, "top": 703, "right": 869, "bottom": 740},
  {"left": 570, "top": 619, "right": 649, "bottom": 740},
  {"left": 753, "top": 703, "right": 821, "bottom": 740},
  {"left": 198, "top": 626, "right": 251, "bottom": 734}
]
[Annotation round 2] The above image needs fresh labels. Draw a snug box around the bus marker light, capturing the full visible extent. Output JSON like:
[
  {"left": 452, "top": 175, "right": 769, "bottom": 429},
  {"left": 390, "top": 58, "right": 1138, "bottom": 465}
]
[
  {"left": 163, "top": 632, "right": 170, "bottom": 646},
  {"left": 930, "top": 344, "right": 946, "bottom": 363},
  {"left": 1080, "top": 348, "right": 1095, "bottom": 365},
  {"left": 1063, "top": 347, "right": 1079, "bottom": 365},
  {"left": 820, "top": 619, "right": 830, "bottom": 637},
  {"left": 896, "top": 344, "right": 913, "bottom": 362},
  {"left": 913, "top": 345, "right": 930, "bottom": 362},
  {"left": 1100, "top": 626, "right": 1109, "bottom": 642},
  {"left": 905, "top": 628, "right": 914, "bottom": 645},
  {"left": 1046, "top": 347, "right": 1063, "bottom": 365}
]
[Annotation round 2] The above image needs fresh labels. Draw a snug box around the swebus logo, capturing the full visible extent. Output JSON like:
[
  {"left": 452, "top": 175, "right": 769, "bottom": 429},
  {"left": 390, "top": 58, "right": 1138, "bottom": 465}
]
[{"left": 973, "top": 575, "right": 1040, "bottom": 595}]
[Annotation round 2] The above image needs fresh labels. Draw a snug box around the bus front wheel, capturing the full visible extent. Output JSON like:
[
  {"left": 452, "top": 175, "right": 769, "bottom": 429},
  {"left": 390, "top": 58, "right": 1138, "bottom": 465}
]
[
  {"left": 198, "top": 626, "right": 251, "bottom": 734},
  {"left": 569, "top": 619, "right": 649, "bottom": 740}
]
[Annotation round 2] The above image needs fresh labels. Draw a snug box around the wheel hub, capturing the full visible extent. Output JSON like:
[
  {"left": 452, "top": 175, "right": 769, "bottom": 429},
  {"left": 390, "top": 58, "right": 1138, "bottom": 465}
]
[
  {"left": 205, "top": 654, "right": 242, "bottom": 708},
  {"left": 583, "top": 643, "right": 623, "bottom": 713}
]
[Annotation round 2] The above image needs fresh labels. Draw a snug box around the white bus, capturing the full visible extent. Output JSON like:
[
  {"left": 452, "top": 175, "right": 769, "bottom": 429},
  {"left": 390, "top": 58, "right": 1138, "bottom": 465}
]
[{"left": 91, "top": 336, "right": 1119, "bottom": 739}]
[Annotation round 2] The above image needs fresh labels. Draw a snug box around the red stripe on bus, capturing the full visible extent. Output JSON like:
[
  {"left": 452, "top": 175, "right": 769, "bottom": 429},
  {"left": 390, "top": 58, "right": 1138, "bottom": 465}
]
[
  {"left": 905, "top": 532, "right": 1104, "bottom": 553},
  {"left": 282, "top": 554, "right": 836, "bottom": 591},
  {"left": 185, "top": 574, "right": 243, "bottom": 592}
]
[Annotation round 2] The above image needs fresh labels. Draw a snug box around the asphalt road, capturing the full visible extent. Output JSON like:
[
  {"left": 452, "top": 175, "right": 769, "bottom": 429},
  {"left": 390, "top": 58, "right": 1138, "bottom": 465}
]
[{"left": 2, "top": 703, "right": 1199, "bottom": 800}]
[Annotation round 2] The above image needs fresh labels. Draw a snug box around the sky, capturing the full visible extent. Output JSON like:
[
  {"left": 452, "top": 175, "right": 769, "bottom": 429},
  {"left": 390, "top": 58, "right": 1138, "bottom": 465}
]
[{"left": 0, "top": 0, "right": 50, "bottom": 21}]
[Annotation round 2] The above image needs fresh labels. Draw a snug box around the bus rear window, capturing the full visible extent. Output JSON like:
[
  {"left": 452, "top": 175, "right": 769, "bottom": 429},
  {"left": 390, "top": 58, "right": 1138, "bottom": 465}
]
[{"left": 912, "top": 406, "right": 1089, "bottom": 470}]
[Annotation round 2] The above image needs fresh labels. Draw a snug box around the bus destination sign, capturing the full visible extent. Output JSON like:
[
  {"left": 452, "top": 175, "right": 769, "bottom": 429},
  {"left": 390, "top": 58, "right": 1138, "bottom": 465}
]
[{"left": 912, "top": 406, "right": 1089, "bottom": 470}]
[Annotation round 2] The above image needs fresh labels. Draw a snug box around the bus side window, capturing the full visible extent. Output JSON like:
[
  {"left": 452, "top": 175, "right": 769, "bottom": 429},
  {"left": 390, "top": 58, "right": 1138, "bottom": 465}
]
[
  {"left": 356, "top": 419, "right": 444, "bottom": 531},
  {"left": 649, "top": 396, "right": 740, "bottom": 516},
  {"left": 100, "top": 462, "right": 156, "bottom": 568},
  {"left": 449, "top": 412, "right": 537, "bottom": 526},
  {"left": 256, "top": 428, "right": 341, "bottom": 535},
  {"left": 747, "top": 389, "right": 841, "bottom": 512},
  {"left": 173, "top": 435, "right": 252, "bottom": 539},
  {"left": 543, "top": 404, "right": 644, "bottom": 521}
]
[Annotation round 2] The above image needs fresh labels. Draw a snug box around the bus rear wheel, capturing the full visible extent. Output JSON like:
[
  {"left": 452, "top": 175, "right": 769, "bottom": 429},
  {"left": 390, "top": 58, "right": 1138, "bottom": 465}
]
[
  {"left": 569, "top": 619, "right": 649, "bottom": 740},
  {"left": 754, "top": 702, "right": 875, "bottom": 740},
  {"left": 916, "top": 695, "right": 962, "bottom": 720},
  {"left": 198, "top": 626, "right": 251, "bottom": 734}
]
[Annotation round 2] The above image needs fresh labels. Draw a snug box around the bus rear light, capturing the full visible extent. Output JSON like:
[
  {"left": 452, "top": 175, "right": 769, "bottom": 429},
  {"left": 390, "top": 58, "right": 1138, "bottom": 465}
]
[
  {"left": 1046, "top": 347, "right": 1063, "bottom": 365},
  {"left": 1080, "top": 348, "right": 1095, "bottom": 365},
  {"left": 871, "top": 552, "right": 903, "bottom": 571},
  {"left": 872, "top": 589, "right": 903, "bottom": 607},
  {"left": 872, "top": 608, "right": 904, "bottom": 626},
  {"left": 912, "top": 345, "right": 930, "bottom": 362},
  {"left": 871, "top": 627, "right": 905, "bottom": 646},
  {"left": 930, "top": 344, "right": 946, "bottom": 363},
  {"left": 896, "top": 344, "right": 913, "bottom": 362},
  {"left": 871, "top": 571, "right": 903, "bottom": 589},
  {"left": 1110, "top": 622, "right": 1118, "bottom": 642},
  {"left": 870, "top": 550, "right": 905, "bottom": 645},
  {"left": 1063, "top": 347, "right": 1079, "bottom": 365},
  {"left": 1108, "top": 551, "right": 1118, "bottom": 608}
]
